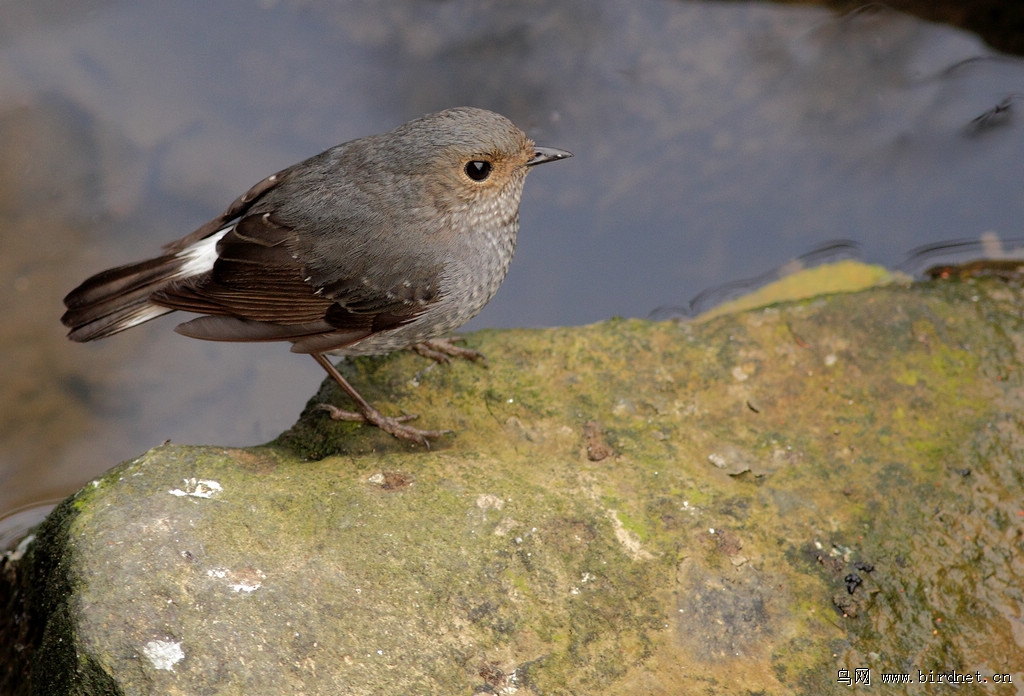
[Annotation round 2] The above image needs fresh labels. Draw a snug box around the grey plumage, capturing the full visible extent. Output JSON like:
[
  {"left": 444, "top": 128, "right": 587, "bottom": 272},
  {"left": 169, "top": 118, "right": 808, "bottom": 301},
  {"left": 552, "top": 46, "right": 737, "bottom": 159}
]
[{"left": 62, "top": 107, "right": 570, "bottom": 443}]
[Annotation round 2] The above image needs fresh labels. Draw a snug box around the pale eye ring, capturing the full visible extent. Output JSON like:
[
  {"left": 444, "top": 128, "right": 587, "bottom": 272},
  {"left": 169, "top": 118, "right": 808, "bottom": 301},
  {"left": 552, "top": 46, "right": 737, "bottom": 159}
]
[{"left": 464, "top": 160, "right": 492, "bottom": 182}]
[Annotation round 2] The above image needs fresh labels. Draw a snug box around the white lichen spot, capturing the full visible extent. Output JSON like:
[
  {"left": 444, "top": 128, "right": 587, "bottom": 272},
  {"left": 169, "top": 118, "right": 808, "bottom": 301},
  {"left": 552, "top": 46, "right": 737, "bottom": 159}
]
[
  {"left": 707, "top": 452, "right": 727, "bottom": 468},
  {"left": 476, "top": 493, "right": 504, "bottom": 510},
  {"left": 231, "top": 576, "right": 264, "bottom": 593},
  {"left": 207, "top": 566, "right": 265, "bottom": 592},
  {"left": 731, "top": 365, "right": 750, "bottom": 381},
  {"left": 142, "top": 639, "right": 184, "bottom": 671},
  {"left": 607, "top": 509, "right": 654, "bottom": 561},
  {"left": 168, "top": 478, "right": 222, "bottom": 499},
  {"left": 830, "top": 543, "right": 853, "bottom": 561},
  {"left": 571, "top": 571, "right": 596, "bottom": 594},
  {"left": 501, "top": 675, "right": 521, "bottom": 694},
  {"left": 824, "top": 353, "right": 838, "bottom": 367},
  {"left": 680, "top": 500, "right": 699, "bottom": 515},
  {"left": 367, "top": 473, "right": 386, "bottom": 485}
]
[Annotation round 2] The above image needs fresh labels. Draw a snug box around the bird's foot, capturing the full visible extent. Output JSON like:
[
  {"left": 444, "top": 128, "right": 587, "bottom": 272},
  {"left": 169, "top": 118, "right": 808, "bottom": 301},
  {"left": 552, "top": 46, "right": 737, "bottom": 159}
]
[
  {"left": 316, "top": 403, "right": 450, "bottom": 447},
  {"left": 412, "top": 337, "right": 487, "bottom": 366}
]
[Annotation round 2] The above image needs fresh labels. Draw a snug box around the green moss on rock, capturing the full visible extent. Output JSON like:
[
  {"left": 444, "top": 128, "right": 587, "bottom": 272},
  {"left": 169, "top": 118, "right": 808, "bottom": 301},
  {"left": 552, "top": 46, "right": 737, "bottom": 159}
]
[{"left": 5, "top": 267, "right": 1024, "bottom": 694}]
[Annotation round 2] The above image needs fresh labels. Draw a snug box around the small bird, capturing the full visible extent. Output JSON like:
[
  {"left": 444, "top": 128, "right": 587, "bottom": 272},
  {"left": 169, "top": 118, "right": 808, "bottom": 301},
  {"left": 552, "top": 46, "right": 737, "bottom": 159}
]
[{"left": 62, "top": 107, "right": 571, "bottom": 444}]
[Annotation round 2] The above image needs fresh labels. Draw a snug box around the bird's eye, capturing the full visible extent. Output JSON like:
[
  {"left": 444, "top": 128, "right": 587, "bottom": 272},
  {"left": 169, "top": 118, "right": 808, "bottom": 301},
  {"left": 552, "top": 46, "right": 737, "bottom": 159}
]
[{"left": 464, "top": 160, "right": 492, "bottom": 182}]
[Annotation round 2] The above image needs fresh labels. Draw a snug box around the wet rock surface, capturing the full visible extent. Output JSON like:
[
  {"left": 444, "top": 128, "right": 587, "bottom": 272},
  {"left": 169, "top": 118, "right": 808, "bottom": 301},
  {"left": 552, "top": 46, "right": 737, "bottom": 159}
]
[{"left": 4, "top": 270, "right": 1024, "bottom": 694}]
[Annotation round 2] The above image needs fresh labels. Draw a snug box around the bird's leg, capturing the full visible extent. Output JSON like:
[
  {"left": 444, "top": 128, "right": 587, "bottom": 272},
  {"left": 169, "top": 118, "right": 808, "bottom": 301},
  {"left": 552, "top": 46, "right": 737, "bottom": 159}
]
[
  {"left": 412, "top": 337, "right": 487, "bottom": 366},
  {"left": 311, "top": 353, "right": 449, "bottom": 446}
]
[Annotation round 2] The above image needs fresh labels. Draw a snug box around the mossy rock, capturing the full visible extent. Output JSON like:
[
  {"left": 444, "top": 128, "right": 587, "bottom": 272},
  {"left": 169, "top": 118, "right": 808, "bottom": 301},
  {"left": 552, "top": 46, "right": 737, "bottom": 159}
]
[{"left": 4, "top": 266, "right": 1023, "bottom": 694}]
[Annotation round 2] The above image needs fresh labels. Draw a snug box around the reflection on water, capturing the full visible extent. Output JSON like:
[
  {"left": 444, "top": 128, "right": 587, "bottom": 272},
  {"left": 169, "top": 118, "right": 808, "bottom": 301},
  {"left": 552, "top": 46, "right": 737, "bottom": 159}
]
[
  {"left": 1, "top": 0, "right": 1023, "bottom": 516},
  {"left": 650, "top": 240, "right": 864, "bottom": 319},
  {"left": 901, "top": 232, "right": 1024, "bottom": 278},
  {"left": 0, "top": 501, "right": 58, "bottom": 552}
]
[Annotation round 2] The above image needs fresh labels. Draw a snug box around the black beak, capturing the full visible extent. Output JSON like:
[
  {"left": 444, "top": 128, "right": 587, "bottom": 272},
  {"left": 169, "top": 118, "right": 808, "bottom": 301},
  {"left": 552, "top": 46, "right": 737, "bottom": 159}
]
[{"left": 527, "top": 146, "right": 573, "bottom": 167}]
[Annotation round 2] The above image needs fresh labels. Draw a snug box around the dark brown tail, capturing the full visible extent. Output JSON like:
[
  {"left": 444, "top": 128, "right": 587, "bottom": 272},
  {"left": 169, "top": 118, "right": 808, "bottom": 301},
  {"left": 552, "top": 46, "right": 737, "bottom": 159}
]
[{"left": 61, "top": 254, "right": 185, "bottom": 342}]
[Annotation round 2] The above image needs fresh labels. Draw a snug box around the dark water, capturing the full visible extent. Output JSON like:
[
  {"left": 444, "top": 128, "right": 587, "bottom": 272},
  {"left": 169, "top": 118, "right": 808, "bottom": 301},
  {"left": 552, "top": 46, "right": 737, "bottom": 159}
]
[{"left": 2, "top": 0, "right": 1023, "bottom": 520}]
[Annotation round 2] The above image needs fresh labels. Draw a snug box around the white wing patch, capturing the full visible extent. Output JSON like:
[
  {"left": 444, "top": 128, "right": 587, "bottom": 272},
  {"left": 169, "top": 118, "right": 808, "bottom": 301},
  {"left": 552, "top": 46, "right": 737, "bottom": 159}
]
[
  {"left": 174, "top": 225, "right": 233, "bottom": 279},
  {"left": 117, "top": 303, "right": 174, "bottom": 331}
]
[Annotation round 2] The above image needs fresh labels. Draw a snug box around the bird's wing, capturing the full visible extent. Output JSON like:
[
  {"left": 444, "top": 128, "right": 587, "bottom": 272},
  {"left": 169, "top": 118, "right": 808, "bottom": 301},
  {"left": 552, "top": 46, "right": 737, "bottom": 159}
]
[
  {"left": 159, "top": 165, "right": 294, "bottom": 255},
  {"left": 150, "top": 208, "right": 440, "bottom": 345}
]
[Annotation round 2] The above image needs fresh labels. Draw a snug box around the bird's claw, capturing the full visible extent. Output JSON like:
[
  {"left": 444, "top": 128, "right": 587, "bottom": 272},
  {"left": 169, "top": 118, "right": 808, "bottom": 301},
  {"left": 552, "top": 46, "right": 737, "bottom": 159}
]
[
  {"left": 316, "top": 403, "right": 450, "bottom": 446},
  {"left": 413, "top": 338, "right": 488, "bottom": 366}
]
